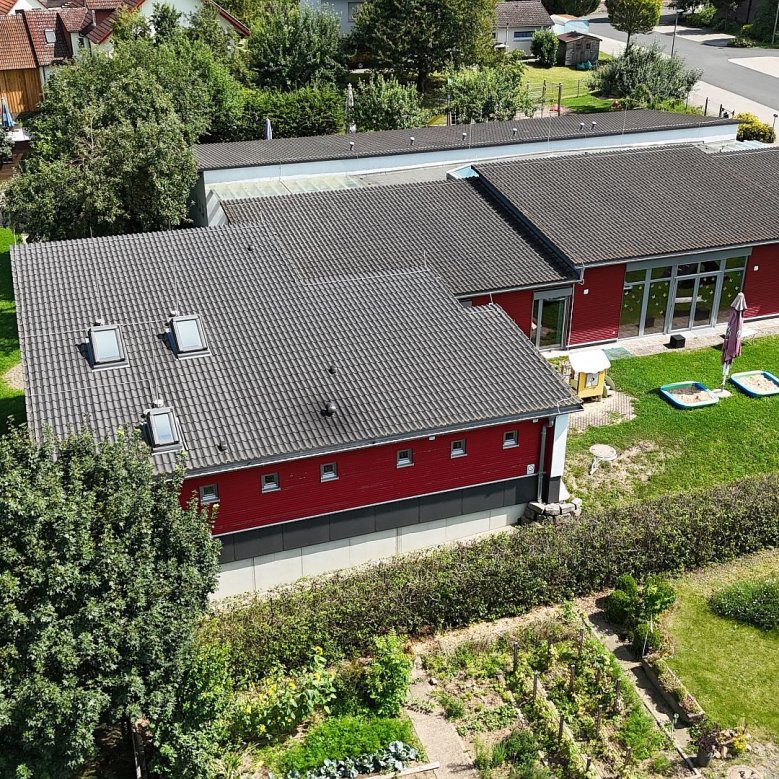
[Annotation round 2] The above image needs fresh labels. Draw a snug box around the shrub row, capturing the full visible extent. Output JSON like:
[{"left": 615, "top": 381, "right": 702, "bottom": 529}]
[{"left": 202, "top": 474, "right": 779, "bottom": 680}]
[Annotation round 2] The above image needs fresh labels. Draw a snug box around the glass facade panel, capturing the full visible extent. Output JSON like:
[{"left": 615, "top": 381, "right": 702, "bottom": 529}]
[
  {"left": 625, "top": 269, "right": 646, "bottom": 283},
  {"left": 717, "top": 270, "right": 745, "bottom": 323},
  {"left": 651, "top": 266, "right": 672, "bottom": 279},
  {"left": 643, "top": 281, "right": 670, "bottom": 335},
  {"left": 678, "top": 263, "right": 697, "bottom": 276},
  {"left": 694, "top": 275, "right": 718, "bottom": 327},
  {"left": 672, "top": 277, "right": 695, "bottom": 330},
  {"left": 700, "top": 261, "right": 720, "bottom": 274},
  {"left": 726, "top": 256, "right": 746, "bottom": 270},
  {"left": 619, "top": 283, "right": 644, "bottom": 338}
]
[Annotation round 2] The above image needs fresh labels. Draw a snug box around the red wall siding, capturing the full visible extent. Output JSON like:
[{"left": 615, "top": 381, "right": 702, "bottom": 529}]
[
  {"left": 743, "top": 244, "right": 779, "bottom": 319},
  {"left": 470, "top": 290, "right": 534, "bottom": 337},
  {"left": 569, "top": 265, "right": 625, "bottom": 346},
  {"left": 184, "top": 420, "right": 545, "bottom": 536}
]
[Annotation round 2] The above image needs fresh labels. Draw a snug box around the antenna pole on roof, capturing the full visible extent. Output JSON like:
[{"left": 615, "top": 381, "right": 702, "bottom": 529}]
[{"left": 622, "top": 103, "right": 628, "bottom": 135}]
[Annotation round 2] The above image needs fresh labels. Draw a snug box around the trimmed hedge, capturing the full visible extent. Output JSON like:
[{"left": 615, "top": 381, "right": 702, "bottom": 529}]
[{"left": 203, "top": 474, "right": 779, "bottom": 680}]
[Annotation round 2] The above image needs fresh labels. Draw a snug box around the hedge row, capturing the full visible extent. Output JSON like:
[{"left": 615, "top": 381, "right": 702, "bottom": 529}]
[{"left": 202, "top": 474, "right": 779, "bottom": 680}]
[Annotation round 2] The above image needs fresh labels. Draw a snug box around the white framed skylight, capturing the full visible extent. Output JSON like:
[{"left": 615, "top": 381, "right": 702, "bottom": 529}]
[
  {"left": 147, "top": 407, "right": 180, "bottom": 450},
  {"left": 170, "top": 314, "right": 208, "bottom": 356},
  {"left": 89, "top": 324, "right": 126, "bottom": 367}
]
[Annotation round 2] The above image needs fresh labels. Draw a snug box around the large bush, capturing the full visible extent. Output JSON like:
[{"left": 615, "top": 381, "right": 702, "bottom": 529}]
[
  {"left": 203, "top": 473, "right": 779, "bottom": 680},
  {"left": 239, "top": 84, "right": 345, "bottom": 139},
  {"left": 710, "top": 578, "right": 779, "bottom": 630},
  {"left": 736, "top": 112, "right": 777, "bottom": 143},
  {"left": 588, "top": 43, "right": 701, "bottom": 104},
  {"left": 352, "top": 74, "right": 426, "bottom": 132},
  {"left": 531, "top": 29, "right": 559, "bottom": 68}
]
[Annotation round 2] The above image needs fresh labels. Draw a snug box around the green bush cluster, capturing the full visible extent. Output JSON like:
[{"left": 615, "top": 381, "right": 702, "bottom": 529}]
[
  {"left": 277, "top": 716, "right": 417, "bottom": 774},
  {"left": 204, "top": 474, "right": 779, "bottom": 679},
  {"left": 684, "top": 3, "right": 717, "bottom": 26},
  {"left": 735, "top": 113, "right": 777, "bottom": 144},
  {"left": 531, "top": 30, "right": 559, "bottom": 68},
  {"left": 365, "top": 633, "right": 413, "bottom": 717},
  {"left": 709, "top": 577, "right": 779, "bottom": 630}
]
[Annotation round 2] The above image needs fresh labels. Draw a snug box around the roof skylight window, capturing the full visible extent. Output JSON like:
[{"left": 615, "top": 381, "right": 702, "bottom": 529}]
[
  {"left": 170, "top": 314, "right": 208, "bottom": 356},
  {"left": 44, "top": 28, "right": 56, "bottom": 43},
  {"left": 147, "top": 407, "right": 181, "bottom": 450},
  {"left": 89, "top": 324, "right": 126, "bottom": 367}
]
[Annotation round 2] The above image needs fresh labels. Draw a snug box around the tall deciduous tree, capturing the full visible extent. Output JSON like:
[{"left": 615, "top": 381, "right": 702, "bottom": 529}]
[
  {"left": 0, "top": 427, "right": 219, "bottom": 777},
  {"left": 350, "top": 0, "right": 495, "bottom": 91},
  {"left": 248, "top": 4, "right": 345, "bottom": 90},
  {"left": 606, "top": 0, "right": 662, "bottom": 48}
]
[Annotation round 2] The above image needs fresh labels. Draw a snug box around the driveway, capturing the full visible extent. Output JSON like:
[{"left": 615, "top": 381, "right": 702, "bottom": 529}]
[{"left": 586, "top": 11, "right": 779, "bottom": 110}]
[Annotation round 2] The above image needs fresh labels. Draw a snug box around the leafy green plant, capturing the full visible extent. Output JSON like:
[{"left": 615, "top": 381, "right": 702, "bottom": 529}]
[
  {"left": 616, "top": 707, "right": 665, "bottom": 759},
  {"left": 229, "top": 648, "right": 335, "bottom": 743},
  {"left": 530, "top": 30, "right": 559, "bottom": 68},
  {"left": 710, "top": 577, "right": 779, "bottom": 630},
  {"left": 352, "top": 74, "right": 426, "bottom": 132},
  {"left": 365, "top": 632, "right": 412, "bottom": 717},
  {"left": 277, "top": 716, "right": 417, "bottom": 774},
  {"left": 631, "top": 621, "right": 662, "bottom": 657},
  {"left": 685, "top": 3, "right": 717, "bottom": 25},
  {"left": 436, "top": 691, "right": 466, "bottom": 720},
  {"left": 735, "top": 113, "right": 777, "bottom": 144},
  {"left": 501, "top": 728, "right": 540, "bottom": 767}
]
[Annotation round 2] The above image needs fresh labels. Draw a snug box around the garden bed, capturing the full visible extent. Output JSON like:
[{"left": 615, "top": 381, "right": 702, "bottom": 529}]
[{"left": 418, "top": 608, "right": 684, "bottom": 779}]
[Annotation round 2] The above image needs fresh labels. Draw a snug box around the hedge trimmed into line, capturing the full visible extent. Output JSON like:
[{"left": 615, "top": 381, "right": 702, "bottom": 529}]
[{"left": 202, "top": 474, "right": 779, "bottom": 680}]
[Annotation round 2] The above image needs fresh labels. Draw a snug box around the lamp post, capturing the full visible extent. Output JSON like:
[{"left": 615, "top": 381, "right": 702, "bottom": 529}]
[
  {"left": 671, "top": 8, "right": 680, "bottom": 57},
  {"left": 773, "top": 113, "right": 778, "bottom": 131},
  {"left": 773, "top": 0, "right": 779, "bottom": 44}
]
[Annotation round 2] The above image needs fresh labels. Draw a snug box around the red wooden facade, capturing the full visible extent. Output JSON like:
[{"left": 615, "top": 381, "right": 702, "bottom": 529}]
[
  {"left": 744, "top": 244, "right": 779, "bottom": 320},
  {"left": 184, "top": 419, "right": 545, "bottom": 536},
  {"left": 470, "top": 290, "right": 535, "bottom": 337},
  {"left": 568, "top": 264, "right": 626, "bottom": 346}
]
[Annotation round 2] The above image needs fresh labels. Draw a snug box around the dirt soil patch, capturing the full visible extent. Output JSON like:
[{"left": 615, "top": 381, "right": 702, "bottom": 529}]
[{"left": 3, "top": 363, "right": 22, "bottom": 391}]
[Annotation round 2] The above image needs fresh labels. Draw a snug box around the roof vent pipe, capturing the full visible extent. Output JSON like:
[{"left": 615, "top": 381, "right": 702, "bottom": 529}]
[
  {"left": 328, "top": 365, "right": 337, "bottom": 375},
  {"left": 349, "top": 141, "right": 354, "bottom": 150},
  {"left": 579, "top": 122, "right": 584, "bottom": 131},
  {"left": 591, "top": 121, "right": 597, "bottom": 130},
  {"left": 93, "top": 316, "right": 104, "bottom": 326},
  {"left": 511, "top": 128, "right": 517, "bottom": 137},
  {"left": 409, "top": 136, "right": 415, "bottom": 146},
  {"left": 462, "top": 131, "right": 467, "bottom": 141},
  {"left": 323, "top": 401, "right": 337, "bottom": 417}
]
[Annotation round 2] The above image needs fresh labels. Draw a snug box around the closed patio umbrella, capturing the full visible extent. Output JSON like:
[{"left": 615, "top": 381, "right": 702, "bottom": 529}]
[
  {"left": 345, "top": 83, "right": 356, "bottom": 134},
  {"left": 721, "top": 292, "right": 747, "bottom": 388},
  {"left": 1, "top": 95, "right": 14, "bottom": 129},
  {"left": 264, "top": 117, "right": 273, "bottom": 140}
]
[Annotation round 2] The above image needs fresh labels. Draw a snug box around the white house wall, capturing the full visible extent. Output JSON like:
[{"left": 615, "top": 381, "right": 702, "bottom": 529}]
[{"left": 494, "top": 25, "right": 543, "bottom": 53}]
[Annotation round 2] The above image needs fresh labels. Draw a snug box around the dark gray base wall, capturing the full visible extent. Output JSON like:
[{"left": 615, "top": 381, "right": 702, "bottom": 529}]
[
  {"left": 218, "top": 476, "right": 538, "bottom": 565},
  {"left": 215, "top": 476, "right": 537, "bottom": 597}
]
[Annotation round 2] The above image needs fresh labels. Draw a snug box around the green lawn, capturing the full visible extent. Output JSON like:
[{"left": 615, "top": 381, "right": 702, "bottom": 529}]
[
  {"left": 0, "top": 227, "right": 23, "bottom": 430},
  {"left": 663, "top": 551, "right": 779, "bottom": 742},
  {"left": 523, "top": 63, "right": 614, "bottom": 113},
  {"left": 566, "top": 337, "right": 779, "bottom": 511}
]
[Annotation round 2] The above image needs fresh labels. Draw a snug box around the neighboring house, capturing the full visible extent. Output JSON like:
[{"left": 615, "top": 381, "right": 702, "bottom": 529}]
[
  {"left": 0, "top": 10, "right": 72, "bottom": 114},
  {"left": 302, "top": 0, "right": 361, "bottom": 35},
  {"left": 556, "top": 31, "right": 600, "bottom": 66},
  {"left": 12, "top": 226, "right": 582, "bottom": 597},
  {"left": 192, "top": 110, "right": 738, "bottom": 227},
  {"left": 493, "top": 0, "right": 552, "bottom": 53},
  {"left": 0, "top": 0, "right": 248, "bottom": 114}
]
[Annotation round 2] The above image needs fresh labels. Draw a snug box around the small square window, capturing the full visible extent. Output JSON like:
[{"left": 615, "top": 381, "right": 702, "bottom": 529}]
[
  {"left": 199, "top": 484, "right": 219, "bottom": 504},
  {"left": 262, "top": 472, "right": 279, "bottom": 492},
  {"left": 451, "top": 439, "right": 466, "bottom": 458},
  {"left": 44, "top": 28, "right": 56, "bottom": 43},
  {"left": 321, "top": 462, "right": 338, "bottom": 481},
  {"left": 148, "top": 407, "right": 180, "bottom": 449},
  {"left": 171, "top": 314, "right": 208, "bottom": 356},
  {"left": 397, "top": 449, "right": 413, "bottom": 468},
  {"left": 503, "top": 430, "right": 518, "bottom": 448}
]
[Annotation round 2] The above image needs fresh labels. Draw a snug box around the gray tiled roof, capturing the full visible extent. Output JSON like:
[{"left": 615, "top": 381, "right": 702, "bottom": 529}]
[
  {"left": 194, "top": 111, "right": 737, "bottom": 171},
  {"left": 222, "top": 178, "right": 578, "bottom": 296},
  {"left": 495, "top": 1, "right": 552, "bottom": 28},
  {"left": 13, "top": 226, "right": 581, "bottom": 476},
  {"left": 475, "top": 145, "right": 779, "bottom": 266}
]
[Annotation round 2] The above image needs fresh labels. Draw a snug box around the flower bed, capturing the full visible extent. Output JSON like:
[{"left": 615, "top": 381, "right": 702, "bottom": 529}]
[{"left": 420, "top": 608, "right": 682, "bottom": 779}]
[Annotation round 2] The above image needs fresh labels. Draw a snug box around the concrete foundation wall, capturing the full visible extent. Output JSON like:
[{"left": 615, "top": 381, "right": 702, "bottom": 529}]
[{"left": 216, "top": 501, "right": 526, "bottom": 597}]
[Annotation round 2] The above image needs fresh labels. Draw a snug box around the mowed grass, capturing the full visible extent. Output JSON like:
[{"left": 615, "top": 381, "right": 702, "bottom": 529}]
[
  {"left": 566, "top": 337, "right": 779, "bottom": 510},
  {"left": 663, "top": 550, "right": 779, "bottom": 741},
  {"left": 0, "top": 227, "right": 24, "bottom": 430}
]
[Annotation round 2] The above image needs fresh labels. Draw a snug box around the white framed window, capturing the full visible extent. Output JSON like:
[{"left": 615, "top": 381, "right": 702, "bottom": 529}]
[
  {"left": 170, "top": 314, "right": 208, "bottom": 356},
  {"left": 451, "top": 439, "right": 467, "bottom": 458},
  {"left": 89, "top": 323, "right": 126, "bottom": 367},
  {"left": 262, "top": 472, "right": 280, "bottom": 492},
  {"left": 199, "top": 484, "right": 219, "bottom": 504},
  {"left": 513, "top": 30, "right": 533, "bottom": 39},
  {"left": 44, "top": 28, "right": 56, "bottom": 43},
  {"left": 503, "top": 430, "right": 518, "bottom": 449},
  {"left": 321, "top": 462, "right": 338, "bottom": 482},
  {"left": 396, "top": 449, "right": 413, "bottom": 468},
  {"left": 147, "top": 407, "right": 180, "bottom": 450}
]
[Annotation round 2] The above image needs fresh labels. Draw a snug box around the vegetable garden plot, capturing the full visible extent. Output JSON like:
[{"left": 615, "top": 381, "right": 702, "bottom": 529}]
[{"left": 420, "top": 608, "right": 686, "bottom": 779}]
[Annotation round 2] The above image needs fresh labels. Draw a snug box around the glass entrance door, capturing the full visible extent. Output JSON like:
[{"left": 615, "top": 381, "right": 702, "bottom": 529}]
[
  {"left": 671, "top": 277, "right": 696, "bottom": 331},
  {"left": 693, "top": 275, "right": 718, "bottom": 327},
  {"left": 532, "top": 295, "right": 568, "bottom": 350}
]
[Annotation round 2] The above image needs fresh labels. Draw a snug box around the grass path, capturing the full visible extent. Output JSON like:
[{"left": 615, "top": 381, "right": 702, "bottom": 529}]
[
  {"left": 663, "top": 550, "right": 779, "bottom": 742},
  {"left": 566, "top": 337, "right": 779, "bottom": 511},
  {"left": 0, "top": 227, "right": 23, "bottom": 430}
]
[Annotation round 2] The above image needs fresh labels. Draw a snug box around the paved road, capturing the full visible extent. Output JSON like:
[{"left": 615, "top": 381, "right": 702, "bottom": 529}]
[{"left": 587, "top": 12, "right": 779, "bottom": 109}]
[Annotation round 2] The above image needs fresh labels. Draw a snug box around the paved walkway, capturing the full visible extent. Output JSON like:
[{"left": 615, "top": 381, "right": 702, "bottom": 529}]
[
  {"left": 569, "top": 390, "right": 635, "bottom": 432},
  {"left": 405, "top": 667, "right": 479, "bottom": 779},
  {"left": 597, "top": 34, "right": 779, "bottom": 131}
]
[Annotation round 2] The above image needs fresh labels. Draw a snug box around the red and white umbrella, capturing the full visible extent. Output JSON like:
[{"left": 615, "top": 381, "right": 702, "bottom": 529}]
[{"left": 721, "top": 292, "right": 747, "bottom": 388}]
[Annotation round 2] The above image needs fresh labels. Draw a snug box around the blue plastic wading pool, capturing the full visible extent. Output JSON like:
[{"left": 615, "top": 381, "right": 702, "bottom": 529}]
[
  {"left": 659, "top": 381, "right": 719, "bottom": 409},
  {"left": 730, "top": 371, "right": 779, "bottom": 397}
]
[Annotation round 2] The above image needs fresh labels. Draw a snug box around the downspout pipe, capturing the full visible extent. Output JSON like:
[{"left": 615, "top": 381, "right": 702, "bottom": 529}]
[{"left": 536, "top": 419, "right": 554, "bottom": 502}]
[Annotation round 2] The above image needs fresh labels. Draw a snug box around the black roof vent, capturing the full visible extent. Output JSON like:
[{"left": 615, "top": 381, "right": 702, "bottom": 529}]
[
  {"left": 328, "top": 364, "right": 337, "bottom": 375},
  {"left": 217, "top": 439, "right": 227, "bottom": 452},
  {"left": 323, "top": 401, "right": 337, "bottom": 417}
]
